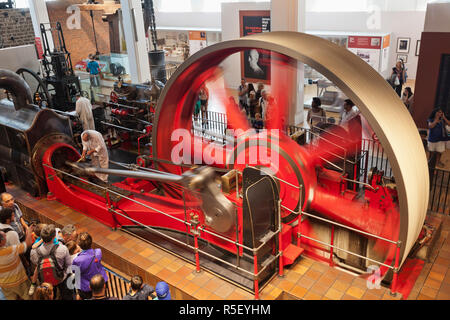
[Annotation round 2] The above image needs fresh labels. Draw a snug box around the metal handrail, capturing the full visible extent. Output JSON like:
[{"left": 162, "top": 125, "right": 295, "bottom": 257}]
[
  {"left": 298, "top": 233, "right": 395, "bottom": 269},
  {"left": 43, "top": 162, "right": 282, "bottom": 295}
]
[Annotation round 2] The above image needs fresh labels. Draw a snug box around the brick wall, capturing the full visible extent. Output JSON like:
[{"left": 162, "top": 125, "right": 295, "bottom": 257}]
[
  {"left": 46, "top": 0, "right": 111, "bottom": 66},
  {"left": 0, "top": 8, "right": 35, "bottom": 49}
]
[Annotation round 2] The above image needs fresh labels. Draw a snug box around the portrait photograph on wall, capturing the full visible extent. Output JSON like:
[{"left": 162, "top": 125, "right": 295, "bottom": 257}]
[
  {"left": 239, "top": 10, "right": 271, "bottom": 84},
  {"left": 396, "top": 37, "right": 411, "bottom": 53},
  {"left": 397, "top": 54, "right": 408, "bottom": 63}
]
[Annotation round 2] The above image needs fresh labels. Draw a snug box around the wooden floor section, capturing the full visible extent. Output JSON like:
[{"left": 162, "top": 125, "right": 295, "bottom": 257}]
[{"left": 8, "top": 183, "right": 450, "bottom": 300}]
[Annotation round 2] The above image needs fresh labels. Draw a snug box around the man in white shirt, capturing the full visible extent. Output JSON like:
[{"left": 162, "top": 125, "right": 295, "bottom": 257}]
[
  {"left": 75, "top": 93, "right": 95, "bottom": 131},
  {"left": 340, "top": 99, "right": 360, "bottom": 130},
  {"left": 80, "top": 130, "right": 109, "bottom": 183},
  {"left": 258, "top": 90, "right": 268, "bottom": 121}
]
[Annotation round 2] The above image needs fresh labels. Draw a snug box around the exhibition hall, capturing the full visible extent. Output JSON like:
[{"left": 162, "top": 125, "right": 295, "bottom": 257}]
[{"left": 0, "top": 0, "right": 449, "bottom": 304}]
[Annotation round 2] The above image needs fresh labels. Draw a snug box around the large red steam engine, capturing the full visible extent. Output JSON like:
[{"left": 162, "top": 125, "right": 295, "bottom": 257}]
[{"left": 0, "top": 32, "right": 429, "bottom": 298}]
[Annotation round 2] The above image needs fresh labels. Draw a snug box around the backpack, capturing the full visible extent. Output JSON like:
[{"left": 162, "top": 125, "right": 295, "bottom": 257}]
[{"left": 37, "top": 244, "right": 65, "bottom": 286}]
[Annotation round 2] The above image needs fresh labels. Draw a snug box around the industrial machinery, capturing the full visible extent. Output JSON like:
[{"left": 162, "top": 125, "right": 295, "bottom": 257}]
[
  {"left": 39, "top": 22, "right": 82, "bottom": 111},
  {"left": 103, "top": 77, "right": 163, "bottom": 153},
  {"left": 0, "top": 69, "right": 73, "bottom": 197},
  {"left": 0, "top": 32, "right": 429, "bottom": 296}
]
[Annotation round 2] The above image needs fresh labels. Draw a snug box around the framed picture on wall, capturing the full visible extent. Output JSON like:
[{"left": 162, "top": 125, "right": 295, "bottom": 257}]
[
  {"left": 415, "top": 40, "right": 421, "bottom": 56},
  {"left": 396, "top": 37, "right": 410, "bottom": 53},
  {"left": 397, "top": 54, "right": 408, "bottom": 63},
  {"left": 239, "top": 10, "right": 271, "bottom": 84}
]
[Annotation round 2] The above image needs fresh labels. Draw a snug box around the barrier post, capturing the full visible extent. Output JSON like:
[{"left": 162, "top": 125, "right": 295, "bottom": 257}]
[
  {"left": 390, "top": 240, "right": 402, "bottom": 297},
  {"left": 329, "top": 225, "right": 335, "bottom": 266},
  {"left": 254, "top": 253, "right": 259, "bottom": 300}
]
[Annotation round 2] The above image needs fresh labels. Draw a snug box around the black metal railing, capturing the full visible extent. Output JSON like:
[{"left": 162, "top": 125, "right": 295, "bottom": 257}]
[{"left": 429, "top": 168, "right": 450, "bottom": 215}]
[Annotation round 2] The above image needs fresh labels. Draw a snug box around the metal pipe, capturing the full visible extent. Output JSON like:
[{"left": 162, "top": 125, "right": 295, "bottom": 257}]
[
  {"left": 81, "top": 166, "right": 183, "bottom": 183},
  {"left": 0, "top": 69, "right": 33, "bottom": 110},
  {"left": 100, "top": 121, "right": 145, "bottom": 134},
  {"left": 254, "top": 254, "right": 259, "bottom": 300}
]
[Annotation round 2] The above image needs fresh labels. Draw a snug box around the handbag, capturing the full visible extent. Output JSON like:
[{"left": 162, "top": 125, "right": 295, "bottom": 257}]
[{"left": 394, "top": 75, "right": 400, "bottom": 86}]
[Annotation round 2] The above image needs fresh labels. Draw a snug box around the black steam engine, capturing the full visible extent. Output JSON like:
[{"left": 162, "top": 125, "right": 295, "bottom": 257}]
[
  {"left": 39, "top": 22, "right": 82, "bottom": 111},
  {"left": 0, "top": 69, "right": 73, "bottom": 197}
]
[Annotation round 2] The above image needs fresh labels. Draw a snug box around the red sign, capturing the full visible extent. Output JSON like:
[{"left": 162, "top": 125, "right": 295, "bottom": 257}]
[
  {"left": 35, "top": 37, "right": 44, "bottom": 60},
  {"left": 348, "top": 36, "right": 382, "bottom": 49}
]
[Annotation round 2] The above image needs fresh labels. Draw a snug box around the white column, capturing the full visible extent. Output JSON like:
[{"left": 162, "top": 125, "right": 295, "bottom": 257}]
[
  {"left": 120, "top": 0, "right": 151, "bottom": 83},
  {"left": 270, "top": 0, "right": 306, "bottom": 126},
  {"left": 28, "top": 0, "right": 54, "bottom": 51}
]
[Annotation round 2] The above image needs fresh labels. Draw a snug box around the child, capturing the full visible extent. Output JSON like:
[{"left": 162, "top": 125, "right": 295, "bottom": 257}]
[{"left": 253, "top": 113, "right": 264, "bottom": 132}]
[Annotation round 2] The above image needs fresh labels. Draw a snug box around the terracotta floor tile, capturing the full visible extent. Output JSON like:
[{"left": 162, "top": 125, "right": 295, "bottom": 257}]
[
  {"left": 436, "top": 290, "right": 450, "bottom": 300},
  {"left": 156, "top": 267, "right": 173, "bottom": 281},
  {"left": 208, "top": 294, "right": 224, "bottom": 300},
  {"left": 318, "top": 274, "right": 336, "bottom": 288},
  {"left": 439, "top": 283, "right": 450, "bottom": 295},
  {"left": 424, "top": 278, "right": 442, "bottom": 290},
  {"left": 166, "top": 261, "right": 184, "bottom": 273},
  {"left": 303, "top": 292, "right": 322, "bottom": 300},
  {"left": 346, "top": 286, "right": 365, "bottom": 299},
  {"left": 285, "top": 270, "right": 302, "bottom": 283},
  {"left": 310, "top": 282, "right": 330, "bottom": 296},
  {"left": 269, "top": 286, "right": 282, "bottom": 298},
  {"left": 352, "top": 277, "right": 368, "bottom": 289},
  {"left": 421, "top": 286, "right": 438, "bottom": 299},
  {"left": 298, "top": 257, "right": 314, "bottom": 267},
  {"left": 337, "top": 272, "right": 356, "bottom": 283},
  {"left": 417, "top": 293, "right": 433, "bottom": 300},
  {"left": 183, "top": 282, "right": 201, "bottom": 296},
  {"left": 122, "top": 239, "right": 137, "bottom": 249},
  {"left": 435, "top": 256, "right": 450, "bottom": 266},
  {"left": 278, "top": 279, "right": 296, "bottom": 292},
  {"left": 310, "top": 261, "right": 329, "bottom": 273},
  {"left": 191, "top": 273, "right": 212, "bottom": 287},
  {"left": 139, "top": 247, "right": 154, "bottom": 258},
  {"left": 227, "top": 290, "right": 250, "bottom": 300},
  {"left": 106, "top": 232, "right": 121, "bottom": 241},
  {"left": 362, "top": 291, "right": 381, "bottom": 300},
  {"left": 304, "top": 269, "right": 322, "bottom": 281},
  {"left": 147, "top": 263, "right": 164, "bottom": 275},
  {"left": 428, "top": 271, "right": 446, "bottom": 282},
  {"left": 291, "top": 264, "right": 309, "bottom": 275},
  {"left": 195, "top": 287, "right": 213, "bottom": 300},
  {"left": 159, "top": 257, "right": 174, "bottom": 266},
  {"left": 203, "top": 278, "right": 223, "bottom": 293},
  {"left": 341, "top": 294, "right": 357, "bottom": 300},
  {"left": 177, "top": 265, "right": 195, "bottom": 279},
  {"left": 148, "top": 252, "right": 164, "bottom": 263},
  {"left": 297, "top": 276, "right": 315, "bottom": 290},
  {"left": 289, "top": 285, "right": 308, "bottom": 299},
  {"left": 214, "top": 284, "right": 235, "bottom": 299},
  {"left": 121, "top": 249, "right": 138, "bottom": 261},
  {"left": 166, "top": 272, "right": 183, "bottom": 287},
  {"left": 325, "top": 288, "right": 344, "bottom": 300},
  {"left": 331, "top": 280, "right": 351, "bottom": 292},
  {"left": 366, "top": 287, "right": 387, "bottom": 297}
]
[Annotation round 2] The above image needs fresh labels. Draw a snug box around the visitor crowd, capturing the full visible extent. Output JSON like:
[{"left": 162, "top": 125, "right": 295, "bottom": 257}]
[{"left": 0, "top": 194, "right": 171, "bottom": 301}]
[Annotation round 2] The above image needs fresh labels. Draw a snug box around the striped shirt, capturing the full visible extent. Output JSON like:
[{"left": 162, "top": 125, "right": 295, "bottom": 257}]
[{"left": 0, "top": 242, "right": 28, "bottom": 289}]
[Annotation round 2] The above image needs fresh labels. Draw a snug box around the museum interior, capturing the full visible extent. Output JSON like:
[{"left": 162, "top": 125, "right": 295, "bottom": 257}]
[{"left": 0, "top": 0, "right": 449, "bottom": 302}]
